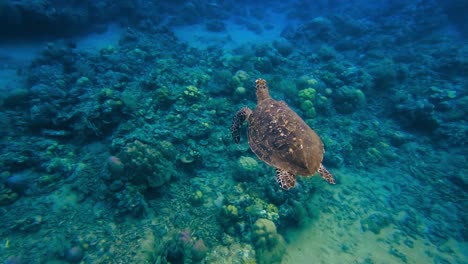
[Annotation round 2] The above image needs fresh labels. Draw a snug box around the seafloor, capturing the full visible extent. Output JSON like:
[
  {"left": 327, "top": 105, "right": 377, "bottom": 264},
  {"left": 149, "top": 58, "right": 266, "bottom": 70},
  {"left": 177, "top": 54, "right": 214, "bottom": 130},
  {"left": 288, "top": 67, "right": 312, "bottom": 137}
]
[{"left": 0, "top": 1, "right": 466, "bottom": 264}]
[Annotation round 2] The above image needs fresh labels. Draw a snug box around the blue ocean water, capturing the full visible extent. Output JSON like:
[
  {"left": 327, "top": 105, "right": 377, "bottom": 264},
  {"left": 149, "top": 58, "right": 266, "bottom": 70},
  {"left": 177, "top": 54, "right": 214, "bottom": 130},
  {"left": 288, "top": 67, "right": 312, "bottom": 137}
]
[{"left": 0, "top": 0, "right": 466, "bottom": 263}]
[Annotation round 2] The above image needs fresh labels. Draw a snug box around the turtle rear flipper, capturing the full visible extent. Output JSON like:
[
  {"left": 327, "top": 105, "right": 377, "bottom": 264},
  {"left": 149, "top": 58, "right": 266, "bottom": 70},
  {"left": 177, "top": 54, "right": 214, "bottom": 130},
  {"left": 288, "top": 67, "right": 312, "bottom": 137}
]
[
  {"left": 231, "top": 107, "right": 252, "bottom": 144},
  {"left": 318, "top": 164, "right": 336, "bottom": 185},
  {"left": 275, "top": 168, "right": 296, "bottom": 190}
]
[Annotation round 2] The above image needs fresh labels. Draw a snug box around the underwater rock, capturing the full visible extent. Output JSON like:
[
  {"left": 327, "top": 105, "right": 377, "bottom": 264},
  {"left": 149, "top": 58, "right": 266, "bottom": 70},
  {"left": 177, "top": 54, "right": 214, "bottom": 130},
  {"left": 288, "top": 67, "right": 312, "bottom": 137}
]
[
  {"left": 254, "top": 57, "right": 274, "bottom": 73},
  {"left": 31, "top": 83, "right": 66, "bottom": 99},
  {"left": 164, "top": 229, "right": 209, "bottom": 263},
  {"left": 12, "top": 216, "right": 42, "bottom": 233},
  {"left": 237, "top": 156, "right": 259, "bottom": 172},
  {"left": 205, "top": 242, "right": 256, "bottom": 263},
  {"left": 395, "top": 99, "right": 439, "bottom": 132},
  {"left": 333, "top": 85, "right": 366, "bottom": 113},
  {"left": 283, "top": 16, "right": 335, "bottom": 43},
  {"left": 389, "top": 246, "right": 407, "bottom": 263},
  {"left": 159, "top": 140, "right": 177, "bottom": 160},
  {"left": 113, "top": 186, "right": 147, "bottom": 218},
  {"left": 4, "top": 256, "right": 24, "bottom": 264},
  {"left": 64, "top": 246, "right": 84, "bottom": 263},
  {"left": 192, "top": 239, "right": 208, "bottom": 261},
  {"left": 252, "top": 218, "right": 286, "bottom": 264},
  {"left": 29, "top": 103, "right": 56, "bottom": 128},
  {"left": 317, "top": 45, "right": 338, "bottom": 61},
  {"left": 178, "top": 152, "right": 196, "bottom": 165},
  {"left": 265, "top": 185, "right": 289, "bottom": 205},
  {"left": 232, "top": 70, "right": 250, "bottom": 88},
  {"left": 0, "top": 185, "right": 19, "bottom": 205},
  {"left": 360, "top": 212, "right": 391, "bottom": 234},
  {"left": 108, "top": 180, "right": 124, "bottom": 192},
  {"left": 205, "top": 20, "right": 226, "bottom": 32},
  {"left": 133, "top": 228, "right": 158, "bottom": 263},
  {"left": 106, "top": 156, "right": 125, "bottom": 177},
  {"left": 366, "top": 59, "right": 400, "bottom": 90},
  {"left": 1, "top": 88, "right": 30, "bottom": 108},
  {"left": 120, "top": 140, "right": 176, "bottom": 188},
  {"left": 277, "top": 200, "right": 309, "bottom": 228},
  {"left": 234, "top": 86, "right": 247, "bottom": 98},
  {"left": 4, "top": 170, "right": 38, "bottom": 195},
  {"left": 253, "top": 218, "right": 278, "bottom": 247},
  {"left": 41, "top": 129, "right": 71, "bottom": 138},
  {"left": 234, "top": 156, "right": 261, "bottom": 182},
  {"left": 272, "top": 39, "right": 293, "bottom": 57}
]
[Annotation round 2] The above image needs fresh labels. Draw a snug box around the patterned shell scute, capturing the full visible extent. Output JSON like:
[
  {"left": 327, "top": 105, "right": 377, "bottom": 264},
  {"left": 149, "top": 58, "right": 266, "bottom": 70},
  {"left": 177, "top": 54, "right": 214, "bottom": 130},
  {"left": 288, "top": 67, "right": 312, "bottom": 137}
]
[{"left": 248, "top": 98, "right": 324, "bottom": 176}]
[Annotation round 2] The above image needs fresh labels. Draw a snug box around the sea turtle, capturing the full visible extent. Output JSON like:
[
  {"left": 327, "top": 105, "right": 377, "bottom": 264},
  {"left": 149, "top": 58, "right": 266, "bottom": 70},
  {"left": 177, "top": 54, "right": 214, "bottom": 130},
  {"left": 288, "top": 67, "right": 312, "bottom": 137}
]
[{"left": 231, "top": 78, "right": 336, "bottom": 190}]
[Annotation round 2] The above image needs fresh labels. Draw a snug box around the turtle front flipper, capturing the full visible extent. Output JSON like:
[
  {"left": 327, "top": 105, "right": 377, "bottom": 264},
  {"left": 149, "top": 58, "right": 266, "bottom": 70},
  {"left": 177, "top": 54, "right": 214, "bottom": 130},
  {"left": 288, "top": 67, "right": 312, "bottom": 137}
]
[
  {"left": 275, "top": 168, "right": 296, "bottom": 190},
  {"left": 318, "top": 164, "right": 336, "bottom": 185},
  {"left": 231, "top": 107, "right": 252, "bottom": 144}
]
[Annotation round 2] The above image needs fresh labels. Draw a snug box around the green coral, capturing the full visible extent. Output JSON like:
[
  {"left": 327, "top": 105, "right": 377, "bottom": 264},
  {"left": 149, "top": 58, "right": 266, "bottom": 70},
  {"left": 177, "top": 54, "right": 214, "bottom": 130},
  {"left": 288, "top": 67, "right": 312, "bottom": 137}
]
[
  {"left": 245, "top": 198, "right": 279, "bottom": 222},
  {"left": 298, "top": 88, "right": 317, "bottom": 118},
  {"left": 190, "top": 190, "right": 204, "bottom": 206},
  {"left": 224, "top": 205, "right": 238, "bottom": 217},
  {"left": 299, "top": 100, "right": 316, "bottom": 118},
  {"left": 182, "top": 85, "right": 203, "bottom": 101},
  {"left": 298, "top": 88, "right": 317, "bottom": 101},
  {"left": 220, "top": 204, "right": 240, "bottom": 232}
]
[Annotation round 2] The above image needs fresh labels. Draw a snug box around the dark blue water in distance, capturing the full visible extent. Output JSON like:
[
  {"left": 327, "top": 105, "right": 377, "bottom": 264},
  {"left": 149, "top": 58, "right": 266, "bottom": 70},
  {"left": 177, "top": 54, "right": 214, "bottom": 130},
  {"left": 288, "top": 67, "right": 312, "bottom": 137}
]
[{"left": 0, "top": 0, "right": 466, "bottom": 263}]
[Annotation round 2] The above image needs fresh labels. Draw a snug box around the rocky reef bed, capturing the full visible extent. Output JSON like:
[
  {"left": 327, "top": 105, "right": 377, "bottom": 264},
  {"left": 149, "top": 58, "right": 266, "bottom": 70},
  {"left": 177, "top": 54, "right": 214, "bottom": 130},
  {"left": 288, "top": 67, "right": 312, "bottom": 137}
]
[{"left": 0, "top": 1, "right": 466, "bottom": 263}]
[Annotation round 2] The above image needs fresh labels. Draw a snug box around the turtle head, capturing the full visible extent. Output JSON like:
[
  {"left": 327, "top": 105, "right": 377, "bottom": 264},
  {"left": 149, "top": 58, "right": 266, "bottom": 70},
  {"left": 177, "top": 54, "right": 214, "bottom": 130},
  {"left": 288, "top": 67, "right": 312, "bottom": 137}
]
[{"left": 255, "top": 78, "right": 270, "bottom": 102}]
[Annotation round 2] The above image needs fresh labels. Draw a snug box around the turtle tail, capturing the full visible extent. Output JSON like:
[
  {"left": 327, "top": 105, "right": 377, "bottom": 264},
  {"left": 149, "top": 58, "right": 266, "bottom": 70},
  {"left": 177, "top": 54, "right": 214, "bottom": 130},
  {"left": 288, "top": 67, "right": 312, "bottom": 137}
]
[{"left": 231, "top": 107, "right": 252, "bottom": 144}]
